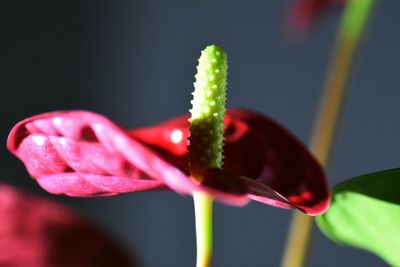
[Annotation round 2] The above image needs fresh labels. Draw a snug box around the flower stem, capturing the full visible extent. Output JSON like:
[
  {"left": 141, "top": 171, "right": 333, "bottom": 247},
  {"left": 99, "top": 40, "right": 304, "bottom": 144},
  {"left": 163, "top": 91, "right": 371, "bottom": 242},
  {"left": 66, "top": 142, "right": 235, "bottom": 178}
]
[
  {"left": 280, "top": 1, "right": 374, "bottom": 267},
  {"left": 194, "top": 192, "right": 213, "bottom": 267},
  {"left": 189, "top": 45, "right": 228, "bottom": 267}
]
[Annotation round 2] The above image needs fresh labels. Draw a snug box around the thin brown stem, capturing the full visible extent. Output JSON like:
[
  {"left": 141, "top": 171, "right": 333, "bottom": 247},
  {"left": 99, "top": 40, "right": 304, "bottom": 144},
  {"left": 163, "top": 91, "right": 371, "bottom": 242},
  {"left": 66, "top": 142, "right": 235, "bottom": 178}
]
[{"left": 280, "top": 1, "right": 374, "bottom": 267}]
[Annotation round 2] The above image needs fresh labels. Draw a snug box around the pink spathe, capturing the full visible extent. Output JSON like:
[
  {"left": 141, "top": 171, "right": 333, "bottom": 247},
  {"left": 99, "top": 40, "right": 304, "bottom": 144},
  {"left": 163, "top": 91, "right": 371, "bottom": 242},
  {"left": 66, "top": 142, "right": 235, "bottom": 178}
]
[{"left": 8, "top": 108, "right": 329, "bottom": 215}]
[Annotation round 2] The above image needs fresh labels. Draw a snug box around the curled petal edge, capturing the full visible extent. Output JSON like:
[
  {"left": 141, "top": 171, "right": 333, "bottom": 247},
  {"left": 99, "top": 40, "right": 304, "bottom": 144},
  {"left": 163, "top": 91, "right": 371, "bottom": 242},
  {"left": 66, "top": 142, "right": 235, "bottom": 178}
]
[{"left": 7, "top": 111, "right": 249, "bottom": 206}]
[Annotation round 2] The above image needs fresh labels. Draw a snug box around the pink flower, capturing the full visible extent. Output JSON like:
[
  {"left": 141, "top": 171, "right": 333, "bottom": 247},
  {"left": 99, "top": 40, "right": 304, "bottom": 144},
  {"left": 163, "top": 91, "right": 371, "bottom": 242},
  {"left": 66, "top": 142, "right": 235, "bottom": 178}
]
[
  {"left": 7, "top": 108, "right": 329, "bottom": 215},
  {"left": 0, "top": 182, "right": 132, "bottom": 267},
  {"left": 287, "top": 0, "right": 345, "bottom": 31}
]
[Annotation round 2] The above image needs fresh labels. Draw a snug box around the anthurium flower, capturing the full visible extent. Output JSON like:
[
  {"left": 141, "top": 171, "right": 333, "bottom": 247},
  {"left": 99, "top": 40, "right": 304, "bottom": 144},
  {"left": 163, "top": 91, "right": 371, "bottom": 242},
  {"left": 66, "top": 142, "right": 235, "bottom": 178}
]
[
  {"left": 287, "top": 0, "right": 345, "bottom": 31},
  {"left": 8, "top": 108, "right": 329, "bottom": 215},
  {"left": 0, "top": 182, "right": 132, "bottom": 267}
]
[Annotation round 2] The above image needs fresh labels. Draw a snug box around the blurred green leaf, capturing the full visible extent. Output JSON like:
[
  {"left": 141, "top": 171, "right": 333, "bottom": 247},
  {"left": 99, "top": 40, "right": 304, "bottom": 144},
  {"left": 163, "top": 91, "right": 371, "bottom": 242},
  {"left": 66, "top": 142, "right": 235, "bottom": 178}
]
[{"left": 316, "top": 168, "right": 400, "bottom": 266}]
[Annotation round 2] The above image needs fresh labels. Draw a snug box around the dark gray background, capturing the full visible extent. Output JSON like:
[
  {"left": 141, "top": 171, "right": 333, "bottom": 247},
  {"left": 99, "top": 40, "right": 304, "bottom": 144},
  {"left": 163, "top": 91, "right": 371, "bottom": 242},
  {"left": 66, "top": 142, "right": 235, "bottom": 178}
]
[{"left": 1, "top": 1, "right": 399, "bottom": 266}]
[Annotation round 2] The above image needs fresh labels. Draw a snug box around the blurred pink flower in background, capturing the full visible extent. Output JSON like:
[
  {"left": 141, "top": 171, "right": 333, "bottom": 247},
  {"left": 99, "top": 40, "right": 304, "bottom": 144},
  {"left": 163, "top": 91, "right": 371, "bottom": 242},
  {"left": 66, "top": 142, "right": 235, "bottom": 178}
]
[
  {"left": 0, "top": 183, "right": 133, "bottom": 267},
  {"left": 287, "top": 0, "right": 345, "bottom": 31},
  {"left": 8, "top": 108, "right": 329, "bottom": 215}
]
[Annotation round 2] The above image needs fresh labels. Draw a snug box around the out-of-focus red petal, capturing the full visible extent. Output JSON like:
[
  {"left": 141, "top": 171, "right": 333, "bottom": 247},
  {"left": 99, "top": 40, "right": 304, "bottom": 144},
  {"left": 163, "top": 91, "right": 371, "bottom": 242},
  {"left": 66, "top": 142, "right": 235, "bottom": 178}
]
[
  {"left": 287, "top": 0, "right": 345, "bottom": 32},
  {"left": 7, "top": 111, "right": 248, "bottom": 205},
  {"left": 131, "top": 108, "right": 329, "bottom": 215},
  {"left": 0, "top": 183, "right": 132, "bottom": 267}
]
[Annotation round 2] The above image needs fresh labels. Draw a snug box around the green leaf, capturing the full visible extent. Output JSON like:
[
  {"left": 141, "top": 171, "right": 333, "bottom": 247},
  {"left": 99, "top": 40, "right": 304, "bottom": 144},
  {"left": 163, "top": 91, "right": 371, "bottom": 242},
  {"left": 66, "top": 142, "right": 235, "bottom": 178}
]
[{"left": 316, "top": 168, "right": 400, "bottom": 266}]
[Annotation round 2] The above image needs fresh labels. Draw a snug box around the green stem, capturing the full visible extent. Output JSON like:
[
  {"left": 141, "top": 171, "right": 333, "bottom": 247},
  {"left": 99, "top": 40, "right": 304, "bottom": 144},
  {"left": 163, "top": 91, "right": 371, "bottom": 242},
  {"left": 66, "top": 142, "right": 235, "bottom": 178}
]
[
  {"left": 194, "top": 192, "right": 213, "bottom": 267},
  {"left": 280, "top": 1, "right": 374, "bottom": 267},
  {"left": 341, "top": 0, "right": 374, "bottom": 42}
]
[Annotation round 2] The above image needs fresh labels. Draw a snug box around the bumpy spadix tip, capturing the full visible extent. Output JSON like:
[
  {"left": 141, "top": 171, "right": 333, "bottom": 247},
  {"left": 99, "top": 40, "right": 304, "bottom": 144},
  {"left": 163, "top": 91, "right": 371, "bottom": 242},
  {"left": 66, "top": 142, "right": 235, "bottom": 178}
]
[{"left": 188, "top": 45, "right": 228, "bottom": 179}]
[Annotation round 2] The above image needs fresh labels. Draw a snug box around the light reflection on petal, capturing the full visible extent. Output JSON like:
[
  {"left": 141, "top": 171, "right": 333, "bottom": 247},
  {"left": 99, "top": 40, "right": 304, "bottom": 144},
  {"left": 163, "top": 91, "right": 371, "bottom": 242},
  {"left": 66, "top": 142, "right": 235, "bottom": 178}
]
[{"left": 32, "top": 135, "right": 46, "bottom": 146}]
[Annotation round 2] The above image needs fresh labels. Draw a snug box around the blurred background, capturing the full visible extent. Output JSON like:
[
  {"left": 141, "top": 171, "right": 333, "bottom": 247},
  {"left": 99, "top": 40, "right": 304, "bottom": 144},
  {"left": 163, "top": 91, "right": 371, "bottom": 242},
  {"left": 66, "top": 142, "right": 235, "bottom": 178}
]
[{"left": 1, "top": 0, "right": 399, "bottom": 266}]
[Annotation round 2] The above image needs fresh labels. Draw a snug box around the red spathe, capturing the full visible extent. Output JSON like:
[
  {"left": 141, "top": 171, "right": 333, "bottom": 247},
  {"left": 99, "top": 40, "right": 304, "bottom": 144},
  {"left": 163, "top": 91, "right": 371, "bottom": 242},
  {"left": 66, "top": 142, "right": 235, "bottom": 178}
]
[{"left": 8, "top": 108, "right": 329, "bottom": 215}]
